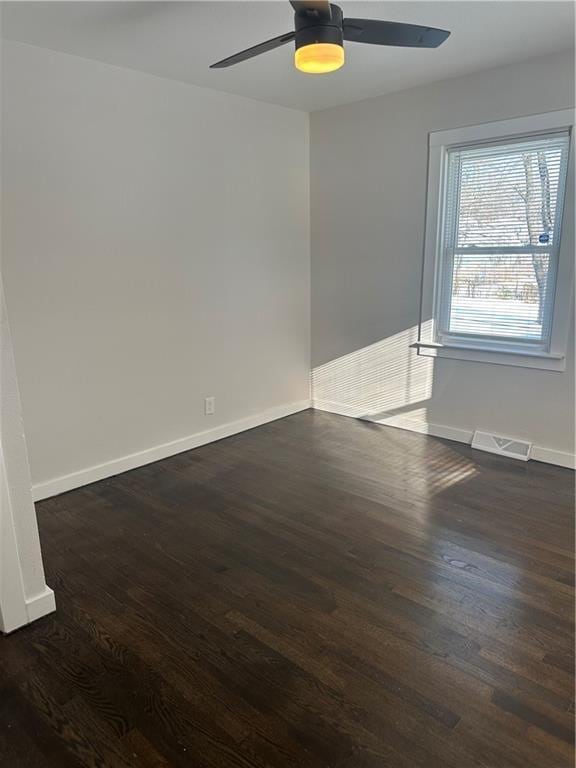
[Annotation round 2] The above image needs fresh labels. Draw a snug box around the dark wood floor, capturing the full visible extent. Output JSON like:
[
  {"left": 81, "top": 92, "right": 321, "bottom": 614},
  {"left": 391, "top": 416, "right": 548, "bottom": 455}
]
[{"left": 1, "top": 410, "right": 574, "bottom": 768}]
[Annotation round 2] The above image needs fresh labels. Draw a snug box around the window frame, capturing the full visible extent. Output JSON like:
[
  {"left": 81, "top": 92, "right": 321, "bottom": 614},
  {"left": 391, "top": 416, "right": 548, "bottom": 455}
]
[{"left": 415, "top": 110, "right": 574, "bottom": 372}]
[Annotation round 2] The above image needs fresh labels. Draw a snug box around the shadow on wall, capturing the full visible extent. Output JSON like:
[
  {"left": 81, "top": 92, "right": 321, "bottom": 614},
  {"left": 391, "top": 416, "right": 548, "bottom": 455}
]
[{"left": 312, "top": 322, "right": 435, "bottom": 430}]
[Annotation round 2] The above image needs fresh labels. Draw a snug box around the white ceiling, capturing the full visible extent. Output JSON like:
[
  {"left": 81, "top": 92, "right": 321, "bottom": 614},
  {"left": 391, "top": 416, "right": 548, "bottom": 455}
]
[{"left": 2, "top": 1, "right": 574, "bottom": 111}]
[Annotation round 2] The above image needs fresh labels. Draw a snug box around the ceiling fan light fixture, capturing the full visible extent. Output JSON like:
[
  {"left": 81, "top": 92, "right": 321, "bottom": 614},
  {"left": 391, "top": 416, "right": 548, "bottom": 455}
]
[
  {"left": 294, "top": 42, "right": 344, "bottom": 73},
  {"left": 210, "top": 1, "right": 450, "bottom": 73}
]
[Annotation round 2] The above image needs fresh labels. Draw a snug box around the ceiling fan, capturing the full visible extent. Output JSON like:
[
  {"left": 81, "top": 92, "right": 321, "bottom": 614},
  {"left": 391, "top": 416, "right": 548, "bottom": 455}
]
[{"left": 210, "top": 1, "right": 450, "bottom": 74}]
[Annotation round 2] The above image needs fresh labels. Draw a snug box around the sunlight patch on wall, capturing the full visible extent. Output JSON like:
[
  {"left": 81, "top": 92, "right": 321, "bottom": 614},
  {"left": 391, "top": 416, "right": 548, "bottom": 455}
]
[{"left": 312, "top": 324, "right": 433, "bottom": 428}]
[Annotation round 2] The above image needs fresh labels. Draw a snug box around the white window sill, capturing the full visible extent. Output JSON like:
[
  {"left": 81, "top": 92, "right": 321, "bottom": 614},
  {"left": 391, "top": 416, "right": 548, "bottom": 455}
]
[{"left": 411, "top": 342, "right": 566, "bottom": 371}]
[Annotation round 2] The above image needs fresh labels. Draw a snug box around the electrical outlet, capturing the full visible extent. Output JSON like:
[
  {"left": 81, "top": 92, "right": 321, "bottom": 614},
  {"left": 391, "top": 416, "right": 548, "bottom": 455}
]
[{"left": 204, "top": 396, "right": 215, "bottom": 416}]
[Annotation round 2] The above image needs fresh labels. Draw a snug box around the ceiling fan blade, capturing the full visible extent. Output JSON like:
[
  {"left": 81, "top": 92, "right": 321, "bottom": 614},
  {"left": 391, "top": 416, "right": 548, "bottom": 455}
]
[
  {"left": 343, "top": 19, "right": 450, "bottom": 48},
  {"left": 290, "top": 1, "right": 332, "bottom": 21},
  {"left": 210, "top": 31, "right": 296, "bottom": 68}
]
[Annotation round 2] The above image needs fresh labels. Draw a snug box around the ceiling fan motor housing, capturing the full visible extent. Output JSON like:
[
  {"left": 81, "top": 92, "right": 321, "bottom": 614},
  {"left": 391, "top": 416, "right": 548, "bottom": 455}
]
[{"left": 294, "top": 3, "right": 344, "bottom": 51}]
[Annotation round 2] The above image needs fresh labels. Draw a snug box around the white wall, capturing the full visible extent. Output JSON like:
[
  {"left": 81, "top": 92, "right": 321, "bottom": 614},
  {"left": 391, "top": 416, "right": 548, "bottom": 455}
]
[
  {"left": 311, "top": 50, "right": 575, "bottom": 462},
  {"left": 1, "top": 41, "right": 310, "bottom": 495},
  {"left": 3, "top": 41, "right": 574, "bottom": 491}
]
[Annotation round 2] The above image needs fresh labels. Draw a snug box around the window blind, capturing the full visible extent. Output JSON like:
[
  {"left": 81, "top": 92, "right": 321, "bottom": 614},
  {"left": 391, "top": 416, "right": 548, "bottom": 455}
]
[{"left": 436, "top": 132, "right": 570, "bottom": 348}]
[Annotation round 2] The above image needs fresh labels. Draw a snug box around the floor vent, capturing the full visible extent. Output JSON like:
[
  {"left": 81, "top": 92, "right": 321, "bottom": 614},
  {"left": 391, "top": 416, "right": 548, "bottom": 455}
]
[{"left": 471, "top": 431, "right": 532, "bottom": 461}]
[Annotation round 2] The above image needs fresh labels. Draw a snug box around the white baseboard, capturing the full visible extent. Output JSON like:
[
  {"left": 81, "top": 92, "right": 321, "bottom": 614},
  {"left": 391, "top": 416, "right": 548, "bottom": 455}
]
[
  {"left": 31, "top": 397, "right": 573, "bottom": 502},
  {"left": 312, "top": 399, "right": 575, "bottom": 470},
  {"left": 33, "top": 399, "right": 311, "bottom": 501},
  {"left": 530, "top": 445, "right": 576, "bottom": 470},
  {"left": 25, "top": 586, "right": 56, "bottom": 624},
  {"left": 312, "top": 398, "right": 473, "bottom": 443},
  {"left": 312, "top": 398, "right": 365, "bottom": 420}
]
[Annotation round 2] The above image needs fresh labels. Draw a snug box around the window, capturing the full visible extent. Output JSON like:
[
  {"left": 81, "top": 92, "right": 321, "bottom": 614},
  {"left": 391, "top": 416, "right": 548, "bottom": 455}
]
[{"left": 416, "top": 110, "right": 574, "bottom": 371}]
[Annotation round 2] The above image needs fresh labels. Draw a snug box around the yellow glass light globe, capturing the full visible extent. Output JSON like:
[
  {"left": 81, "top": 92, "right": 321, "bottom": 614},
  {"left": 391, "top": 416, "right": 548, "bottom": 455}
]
[{"left": 294, "top": 43, "right": 345, "bottom": 74}]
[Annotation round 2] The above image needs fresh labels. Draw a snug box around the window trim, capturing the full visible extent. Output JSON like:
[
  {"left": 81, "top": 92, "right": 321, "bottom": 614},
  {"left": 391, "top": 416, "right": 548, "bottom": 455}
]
[{"left": 415, "top": 109, "right": 574, "bottom": 372}]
